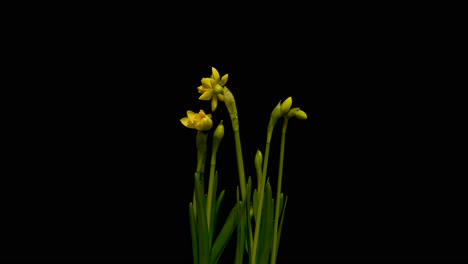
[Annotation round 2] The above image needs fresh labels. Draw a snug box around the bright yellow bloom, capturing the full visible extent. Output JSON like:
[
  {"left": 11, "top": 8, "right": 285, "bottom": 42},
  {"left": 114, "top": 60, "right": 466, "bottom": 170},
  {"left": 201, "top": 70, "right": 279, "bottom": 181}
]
[
  {"left": 180, "top": 109, "right": 213, "bottom": 131},
  {"left": 197, "top": 67, "right": 228, "bottom": 111}
]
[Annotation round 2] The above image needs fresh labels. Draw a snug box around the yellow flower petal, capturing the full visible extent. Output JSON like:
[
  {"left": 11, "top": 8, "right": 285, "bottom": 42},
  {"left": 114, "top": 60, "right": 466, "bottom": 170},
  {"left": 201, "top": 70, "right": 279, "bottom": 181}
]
[
  {"left": 195, "top": 115, "right": 213, "bottom": 131},
  {"left": 180, "top": 117, "right": 191, "bottom": 128},
  {"left": 186, "top": 110, "right": 197, "bottom": 122},
  {"left": 212, "top": 67, "right": 220, "bottom": 83},
  {"left": 219, "top": 74, "right": 228, "bottom": 86},
  {"left": 197, "top": 85, "right": 208, "bottom": 93},
  {"left": 201, "top": 78, "right": 212, "bottom": 89},
  {"left": 199, "top": 90, "right": 214, "bottom": 100},
  {"left": 210, "top": 78, "right": 217, "bottom": 90}
]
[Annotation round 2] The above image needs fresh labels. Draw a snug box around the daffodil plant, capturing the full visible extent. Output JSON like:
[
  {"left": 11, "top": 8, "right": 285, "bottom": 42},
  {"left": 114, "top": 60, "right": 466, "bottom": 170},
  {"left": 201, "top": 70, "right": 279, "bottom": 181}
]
[{"left": 181, "top": 67, "right": 307, "bottom": 264}]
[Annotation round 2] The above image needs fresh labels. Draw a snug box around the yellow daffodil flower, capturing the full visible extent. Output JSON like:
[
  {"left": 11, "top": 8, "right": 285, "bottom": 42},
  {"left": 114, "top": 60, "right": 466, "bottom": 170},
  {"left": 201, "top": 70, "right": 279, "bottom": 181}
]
[
  {"left": 198, "top": 67, "right": 228, "bottom": 111},
  {"left": 180, "top": 109, "right": 213, "bottom": 131}
]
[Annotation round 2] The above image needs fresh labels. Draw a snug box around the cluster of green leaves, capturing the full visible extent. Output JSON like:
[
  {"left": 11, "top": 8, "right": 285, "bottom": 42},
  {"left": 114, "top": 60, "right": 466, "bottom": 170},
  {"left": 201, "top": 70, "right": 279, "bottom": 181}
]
[{"left": 189, "top": 171, "right": 239, "bottom": 264}]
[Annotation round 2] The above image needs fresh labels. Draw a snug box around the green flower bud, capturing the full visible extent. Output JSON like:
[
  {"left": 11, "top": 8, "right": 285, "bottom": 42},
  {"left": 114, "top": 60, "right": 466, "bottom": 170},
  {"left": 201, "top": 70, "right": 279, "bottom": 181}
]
[
  {"left": 213, "top": 120, "right": 224, "bottom": 146},
  {"left": 294, "top": 109, "right": 307, "bottom": 120},
  {"left": 280, "top": 96, "right": 292, "bottom": 116},
  {"left": 285, "top": 107, "right": 300, "bottom": 119},
  {"left": 271, "top": 100, "right": 282, "bottom": 119},
  {"left": 255, "top": 149, "right": 263, "bottom": 169}
]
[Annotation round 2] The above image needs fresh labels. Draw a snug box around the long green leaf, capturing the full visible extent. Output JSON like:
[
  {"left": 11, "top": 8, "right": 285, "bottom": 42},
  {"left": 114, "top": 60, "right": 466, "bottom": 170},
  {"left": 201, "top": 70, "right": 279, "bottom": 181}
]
[
  {"left": 210, "top": 203, "right": 239, "bottom": 264},
  {"left": 194, "top": 172, "right": 210, "bottom": 263},
  {"left": 209, "top": 171, "right": 218, "bottom": 243},
  {"left": 212, "top": 189, "right": 225, "bottom": 241},
  {"left": 189, "top": 202, "right": 198, "bottom": 264},
  {"left": 252, "top": 189, "right": 258, "bottom": 223},
  {"left": 276, "top": 195, "right": 288, "bottom": 255},
  {"left": 235, "top": 199, "right": 244, "bottom": 264},
  {"left": 258, "top": 180, "right": 274, "bottom": 263},
  {"left": 245, "top": 176, "right": 253, "bottom": 256}
]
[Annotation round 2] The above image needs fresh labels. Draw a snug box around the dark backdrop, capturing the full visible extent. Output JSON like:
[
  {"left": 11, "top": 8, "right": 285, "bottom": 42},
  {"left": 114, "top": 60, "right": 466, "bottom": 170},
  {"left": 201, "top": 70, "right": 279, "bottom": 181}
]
[{"left": 2, "top": 2, "right": 465, "bottom": 263}]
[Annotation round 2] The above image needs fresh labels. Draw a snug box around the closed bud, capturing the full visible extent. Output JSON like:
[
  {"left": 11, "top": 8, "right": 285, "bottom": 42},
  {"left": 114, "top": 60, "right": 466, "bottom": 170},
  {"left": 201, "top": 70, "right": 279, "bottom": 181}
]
[
  {"left": 280, "top": 96, "right": 292, "bottom": 116},
  {"left": 213, "top": 120, "right": 224, "bottom": 144},
  {"left": 294, "top": 109, "right": 308, "bottom": 120},
  {"left": 270, "top": 100, "right": 282, "bottom": 120},
  {"left": 255, "top": 149, "right": 263, "bottom": 169},
  {"left": 285, "top": 107, "right": 300, "bottom": 119}
]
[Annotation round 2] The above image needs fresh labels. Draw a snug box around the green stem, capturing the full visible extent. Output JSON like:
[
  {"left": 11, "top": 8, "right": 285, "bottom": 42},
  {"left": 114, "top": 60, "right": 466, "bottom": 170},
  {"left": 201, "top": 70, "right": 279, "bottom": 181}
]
[
  {"left": 262, "top": 125, "right": 273, "bottom": 182},
  {"left": 271, "top": 118, "right": 288, "bottom": 264},
  {"left": 206, "top": 143, "right": 218, "bottom": 229},
  {"left": 233, "top": 129, "right": 246, "bottom": 201},
  {"left": 224, "top": 88, "right": 246, "bottom": 202}
]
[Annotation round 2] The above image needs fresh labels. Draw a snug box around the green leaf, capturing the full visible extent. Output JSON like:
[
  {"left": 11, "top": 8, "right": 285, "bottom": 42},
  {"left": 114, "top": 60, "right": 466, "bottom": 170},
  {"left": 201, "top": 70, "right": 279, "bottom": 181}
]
[
  {"left": 279, "top": 193, "right": 284, "bottom": 218},
  {"left": 277, "top": 195, "right": 288, "bottom": 255},
  {"left": 252, "top": 189, "right": 258, "bottom": 223},
  {"left": 235, "top": 201, "right": 244, "bottom": 264},
  {"left": 245, "top": 176, "right": 253, "bottom": 256},
  {"left": 194, "top": 172, "right": 210, "bottom": 263},
  {"left": 212, "top": 190, "right": 225, "bottom": 240},
  {"left": 189, "top": 202, "right": 198, "bottom": 264},
  {"left": 210, "top": 203, "right": 239, "bottom": 264},
  {"left": 209, "top": 171, "right": 219, "bottom": 243},
  {"left": 258, "top": 180, "right": 274, "bottom": 263}
]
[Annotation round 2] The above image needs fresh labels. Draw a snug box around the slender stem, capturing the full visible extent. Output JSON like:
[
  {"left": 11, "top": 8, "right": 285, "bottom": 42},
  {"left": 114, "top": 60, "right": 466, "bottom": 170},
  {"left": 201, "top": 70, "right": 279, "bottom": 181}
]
[
  {"left": 271, "top": 118, "right": 288, "bottom": 264},
  {"left": 233, "top": 129, "right": 246, "bottom": 201},
  {"left": 224, "top": 88, "right": 246, "bottom": 201},
  {"left": 206, "top": 144, "right": 218, "bottom": 229},
  {"left": 262, "top": 125, "right": 274, "bottom": 184}
]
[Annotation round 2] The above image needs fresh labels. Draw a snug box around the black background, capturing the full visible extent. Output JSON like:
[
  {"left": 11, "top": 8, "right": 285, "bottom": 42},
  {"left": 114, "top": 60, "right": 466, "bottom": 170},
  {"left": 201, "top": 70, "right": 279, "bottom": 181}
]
[{"left": 2, "top": 2, "right": 466, "bottom": 263}]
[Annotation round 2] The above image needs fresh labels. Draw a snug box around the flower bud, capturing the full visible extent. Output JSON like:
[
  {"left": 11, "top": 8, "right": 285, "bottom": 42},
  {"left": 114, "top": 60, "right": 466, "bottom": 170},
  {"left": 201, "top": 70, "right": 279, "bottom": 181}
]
[
  {"left": 280, "top": 96, "right": 292, "bottom": 116},
  {"left": 255, "top": 149, "right": 263, "bottom": 169},
  {"left": 285, "top": 107, "right": 300, "bottom": 119},
  {"left": 213, "top": 120, "right": 224, "bottom": 144},
  {"left": 270, "top": 100, "right": 282, "bottom": 120},
  {"left": 269, "top": 101, "right": 282, "bottom": 128},
  {"left": 294, "top": 109, "right": 308, "bottom": 120}
]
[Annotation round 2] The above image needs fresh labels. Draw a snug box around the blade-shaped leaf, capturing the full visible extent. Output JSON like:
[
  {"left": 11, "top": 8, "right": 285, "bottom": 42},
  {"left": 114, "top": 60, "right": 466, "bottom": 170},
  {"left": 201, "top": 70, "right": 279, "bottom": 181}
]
[
  {"left": 189, "top": 202, "right": 198, "bottom": 264},
  {"left": 258, "top": 180, "right": 274, "bottom": 263},
  {"left": 194, "top": 172, "right": 210, "bottom": 263},
  {"left": 210, "top": 203, "right": 239, "bottom": 264},
  {"left": 212, "top": 190, "right": 225, "bottom": 239},
  {"left": 252, "top": 189, "right": 258, "bottom": 223},
  {"left": 245, "top": 176, "right": 253, "bottom": 255},
  {"left": 209, "top": 171, "right": 219, "bottom": 242},
  {"left": 276, "top": 195, "right": 288, "bottom": 255},
  {"left": 235, "top": 201, "right": 244, "bottom": 264}
]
